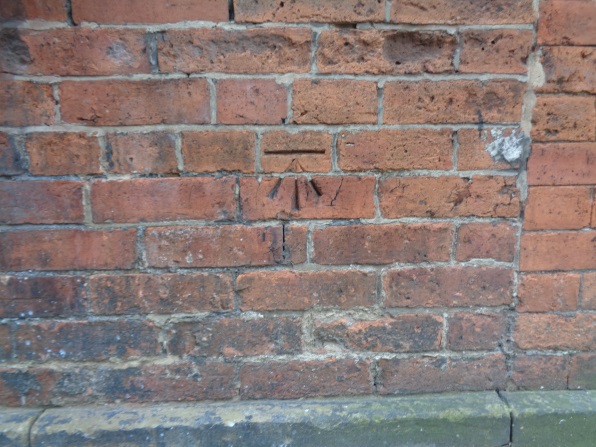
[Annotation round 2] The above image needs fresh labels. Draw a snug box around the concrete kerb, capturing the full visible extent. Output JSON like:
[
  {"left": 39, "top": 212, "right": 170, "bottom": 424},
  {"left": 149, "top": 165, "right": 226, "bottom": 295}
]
[{"left": 0, "top": 390, "right": 593, "bottom": 446}]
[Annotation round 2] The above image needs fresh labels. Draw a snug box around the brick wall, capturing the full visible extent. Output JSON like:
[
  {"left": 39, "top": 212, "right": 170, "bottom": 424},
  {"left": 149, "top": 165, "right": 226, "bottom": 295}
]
[{"left": 0, "top": 0, "right": 593, "bottom": 406}]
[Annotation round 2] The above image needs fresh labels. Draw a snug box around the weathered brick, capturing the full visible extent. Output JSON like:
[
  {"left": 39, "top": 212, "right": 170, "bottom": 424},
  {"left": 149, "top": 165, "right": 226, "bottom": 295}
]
[
  {"left": 583, "top": 272, "right": 596, "bottom": 310},
  {"left": 0, "top": 276, "right": 85, "bottom": 319},
  {"left": 0, "top": 229, "right": 137, "bottom": 271},
  {"left": 377, "top": 354, "right": 507, "bottom": 394},
  {"left": 167, "top": 318, "right": 302, "bottom": 357},
  {"left": 528, "top": 143, "right": 596, "bottom": 185},
  {"left": 447, "top": 313, "right": 507, "bottom": 351},
  {"left": 384, "top": 267, "right": 513, "bottom": 308},
  {"left": 337, "top": 129, "right": 452, "bottom": 171},
  {"left": 315, "top": 316, "right": 443, "bottom": 353},
  {"left": 88, "top": 273, "right": 234, "bottom": 315},
  {"left": 182, "top": 131, "right": 255, "bottom": 173},
  {"left": 520, "top": 232, "right": 596, "bottom": 271},
  {"left": 524, "top": 186, "right": 592, "bottom": 230},
  {"left": 456, "top": 128, "right": 512, "bottom": 171},
  {"left": 26, "top": 133, "right": 102, "bottom": 176},
  {"left": 0, "top": 28, "right": 150, "bottom": 75},
  {"left": 260, "top": 131, "right": 332, "bottom": 173},
  {"left": 384, "top": 80, "right": 525, "bottom": 124},
  {"left": 240, "top": 359, "right": 372, "bottom": 399},
  {"left": 217, "top": 79, "right": 287, "bottom": 125},
  {"left": 538, "top": 0, "right": 596, "bottom": 45},
  {"left": 73, "top": 0, "right": 229, "bottom": 24},
  {"left": 0, "top": 325, "right": 12, "bottom": 361},
  {"left": 0, "top": 133, "right": 25, "bottom": 176},
  {"left": 512, "top": 355, "right": 569, "bottom": 390},
  {"left": 317, "top": 30, "right": 455, "bottom": 74},
  {"left": 234, "top": 0, "right": 384, "bottom": 23},
  {"left": 0, "top": 180, "right": 84, "bottom": 224},
  {"left": 0, "top": 0, "right": 66, "bottom": 21},
  {"left": 0, "top": 80, "right": 54, "bottom": 126},
  {"left": 60, "top": 79, "right": 210, "bottom": 126},
  {"left": 532, "top": 96, "right": 596, "bottom": 142},
  {"left": 569, "top": 354, "right": 596, "bottom": 389},
  {"left": 292, "top": 80, "right": 377, "bottom": 124},
  {"left": 240, "top": 176, "right": 375, "bottom": 220},
  {"left": 516, "top": 314, "right": 596, "bottom": 351},
  {"left": 237, "top": 270, "right": 377, "bottom": 311},
  {"left": 539, "top": 47, "right": 596, "bottom": 94},
  {"left": 91, "top": 178, "right": 235, "bottom": 223},
  {"left": 379, "top": 176, "right": 520, "bottom": 218},
  {"left": 14, "top": 320, "right": 161, "bottom": 362},
  {"left": 455, "top": 222, "right": 517, "bottom": 262},
  {"left": 145, "top": 225, "right": 305, "bottom": 268},
  {"left": 518, "top": 273, "right": 580, "bottom": 312},
  {"left": 106, "top": 133, "right": 178, "bottom": 175},
  {"left": 158, "top": 28, "right": 311, "bottom": 74},
  {"left": 313, "top": 224, "right": 453, "bottom": 265},
  {"left": 459, "top": 30, "right": 532, "bottom": 74}
]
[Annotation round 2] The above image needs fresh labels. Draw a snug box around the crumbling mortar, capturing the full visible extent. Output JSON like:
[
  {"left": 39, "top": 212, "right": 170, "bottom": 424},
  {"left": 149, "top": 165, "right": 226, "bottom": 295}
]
[{"left": 208, "top": 78, "right": 217, "bottom": 124}]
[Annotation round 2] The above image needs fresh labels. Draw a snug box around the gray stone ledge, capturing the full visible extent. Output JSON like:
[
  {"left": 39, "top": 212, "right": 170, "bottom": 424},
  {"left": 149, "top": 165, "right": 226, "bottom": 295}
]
[{"left": 0, "top": 409, "right": 42, "bottom": 447}]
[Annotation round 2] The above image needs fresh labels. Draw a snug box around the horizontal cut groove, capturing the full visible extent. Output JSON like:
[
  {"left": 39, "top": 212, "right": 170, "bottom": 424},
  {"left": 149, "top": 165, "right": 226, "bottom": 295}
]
[{"left": 263, "top": 149, "right": 327, "bottom": 155}]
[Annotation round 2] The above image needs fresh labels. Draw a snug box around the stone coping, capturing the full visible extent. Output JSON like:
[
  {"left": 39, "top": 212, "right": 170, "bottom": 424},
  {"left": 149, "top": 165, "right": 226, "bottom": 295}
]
[{"left": 0, "top": 391, "right": 593, "bottom": 446}]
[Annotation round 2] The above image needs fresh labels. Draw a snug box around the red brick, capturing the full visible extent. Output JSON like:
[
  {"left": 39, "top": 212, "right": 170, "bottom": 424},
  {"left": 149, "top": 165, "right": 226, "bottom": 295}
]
[
  {"left": 524, "top": 186, "right": 592, "bottom": 230},
  {"left": 538, "top": 0, "right": 596, "bottom": 45},
  {"left": 88, "top": 273, "right": 234, "bottom": 315},
  {"left": 0, "top": 229, "right": 137, "bottom": 271},
  {"left": 528, "top": 143, "right": 596, "bottom": 185},
  {"left": 539, "top": 47, "right": 596, "bottom": 94},
  {"left": 25, "top": 133, "right": 102, "bottom": 176},
  {"left": 94, "top": 362, "right": 236, "bottom": 403},
  {"left": 583, "top": 272, "right": 596, "bottom": 310},
  {"left": 145, "top": 225, "right": 305, "bottom": 268},
  {"left": 569, "top": 354, "right": 596, "bottom": 389},
  {"left": 518, "top": 273, "right": 580, "bottom": 312},
  {"left": 317, "top": 30, "right": 455, "bottom": 75},
  {"left": 60, "top": 79, "right": 210, "bottom": 126},
  {"left": 456, "top": 222, "right": 517, "bottom": 262},
  {"left": 292, "top": 80, "right": 377, "bottom": 124},
  {"left": 315, "top": 316, "right": 443, "bottom": 353},
  {"left": 512, "top": 355, "right": 569, "bottom": 390},
  {"left": 0, "top": 133, "right": 25, "bottom": 176},
  {"left": 520, "top": 232, "right": 596, "bottom": 271},
  {"left": 0, "top": 325, "right": 11, "bottom": 361},
  {"left": 384, "top": 80, "right": 525, "bottom": 124},
  {"left": 313, "top": 223, "right": 453, "bottom": 265},
  {"left": 0, "top": 0, "right": 66, "bottom": 21},
  {"left": 0, "top": 28, "right": 149, "bottom": 76},
  {"left": 240, "top": 359, "right": 372, "bottom": 399},
  {"left": 182, "top": 131, "right": 255, "bottom": 173},
  {"left": 516, "top": 314, "right": 596, "bottom": 351},
  {"left": 459, "top": 30, "right": 532, "bottom": 74},
  {"left": 167, "top": 318, "right": 301, "bottom": 358},
  {"left": 234, "top": 0, "right": 384, "bottom": 23},
  {"left": 106, "top": 133, "right": 178, "bottom": 175},
  {"left": 240, "top": 176, "right": 375, "bottom": 220},
  {"left": 91, "top": 178, "right": 235, "bottom": 223},
  {"left": 159, "top": 28, "right": 311, "bottom": 74},
  {"left": 73, "top": 0, "right": 228, "bottom": 23},
  {"left": 0, "top": 80, "right": 54, "bottom": 126},
  {"left": 0, "top": 275, "right": 85, "bottom": 319},
  {"left": 237, "top": 270, "right": 377, "bottom": 311},
  {"left": 0, "top": 180, "right": 84, "bottom": 224},
  {"left": 447, "top": 312, "right": 507, "bottom": 351},
  {"left": 384, "top": 267, "right": 513, "bottom": 308},
  {"left": 260, "top": 131, "right": 332, "bottom": 173},
  {"left": 379, "top": 176, "right": 520, "bottom": 218},
  {"left": 532, "top": 96, "right": 596, "bottom": 142},
  {"left": 338, "top": 129, "right": 452, "bottom": 171},
  {"left": 456, "top": 128, "right": 512, "bottom": 171},
  {"left": 217, "top": 79, "right": 287, "bottom": 125},
  {"left": 14, "top": 320, "right": 161, "bottom": 362},
  {"left": 377, "top": 354, "right": 507, "bottom": 395}
]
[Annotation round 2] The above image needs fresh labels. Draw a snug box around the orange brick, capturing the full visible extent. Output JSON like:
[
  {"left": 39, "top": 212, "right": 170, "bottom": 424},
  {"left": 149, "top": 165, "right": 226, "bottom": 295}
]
[
  {"left": 217, "top": 79, "right": 287, "bottom": 125},
  {"left": 337, "top": 129, "right": 452, "bottom": 171},
  {"left": 532, "top": 96, "right": 595, "bottom": 142},
  {"left": 106, "top": 132, "right": 178, "bottom": 175},
  {"left": 518, "top": 273, "right": 580, "bottom": 312},
  {"left": 0, "top": 80, "right": 54, "bottom": 126},
  {"left": 516, "top": 314, "right": 596, "bottom": 350},
  {"left": 539, "top": 47, "right": 596, "bottom": 94},
  {"left": 26, "top": 133, "right": 102, "bottom": 176},
  {"left": 0, "top": 133, "right": 26, "bottom": 176},
  {"left": 582, "top": 272, "right": 596, "bottom": 310},
  {"left": 459, "top": 30, "right": 533, "bottom": 74},
  {"left": 512, "top": 355, "right": 569, "bottom": 390},
  {"left": 0, "top": 0, "right": 65, "bottom": 21},
  {"left": 569, "top": 354, "right": 596, "bottom": 389},
  {"left": 520, "top": 232, "right": 596, "bottom": 271},
  {"left": 379, "top": 176, "right": 520, "bottom": 218},
  {"left": 456, "top": 128, "right": 512, "bottom": 171},
  {"left": 538, "top": 0, "right": 596, "bottom": 45},
  {"left": 456, "top": 222, "right": 517, "bottom": 262},
  {"left": 528, "top": 143, "right": 596, "bottom": 185},
  {"left": 447, "top": 312, "right": 507, "bottom": 351},
  {"left": 524, "top": 186, "right": 592, "bottom": 230},
  {"left": 260, "top": 131, "right": 332, "bottom": 173},
  {"left": 292, "top": 80, "right": 377, "bottom": 124},
  {"left": 182, "top": 131, "right": 255, "bottom": 173}
]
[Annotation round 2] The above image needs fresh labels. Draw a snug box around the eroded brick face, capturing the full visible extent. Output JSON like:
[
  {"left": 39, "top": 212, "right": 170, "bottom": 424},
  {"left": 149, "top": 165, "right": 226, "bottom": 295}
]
[{"left": 0, "top": 0, "right": 593, "bottom": 406}]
